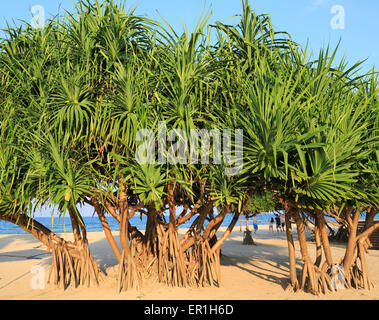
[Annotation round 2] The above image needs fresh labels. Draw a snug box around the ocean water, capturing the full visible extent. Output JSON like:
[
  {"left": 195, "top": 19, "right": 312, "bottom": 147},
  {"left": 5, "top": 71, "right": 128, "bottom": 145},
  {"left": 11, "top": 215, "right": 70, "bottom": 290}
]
[
  {"left": 2, "top": 212, "right": 377, "bottom": 236},
  {"left": 0, "top": 213, "right": 276, "bottom": 235}
]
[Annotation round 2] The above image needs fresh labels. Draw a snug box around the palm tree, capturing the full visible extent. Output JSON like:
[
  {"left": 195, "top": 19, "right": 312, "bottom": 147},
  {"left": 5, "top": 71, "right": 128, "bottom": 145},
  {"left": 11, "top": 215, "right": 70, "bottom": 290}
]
[{"left": 1, "top": 0, "right": 378, "bottom": 295}]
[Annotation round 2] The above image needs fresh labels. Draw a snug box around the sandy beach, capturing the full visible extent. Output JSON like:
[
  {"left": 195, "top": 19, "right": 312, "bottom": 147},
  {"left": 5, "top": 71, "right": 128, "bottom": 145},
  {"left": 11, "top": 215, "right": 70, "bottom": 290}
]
[{"left": 1, "top": 225, "right": 378, "bottom": 300}]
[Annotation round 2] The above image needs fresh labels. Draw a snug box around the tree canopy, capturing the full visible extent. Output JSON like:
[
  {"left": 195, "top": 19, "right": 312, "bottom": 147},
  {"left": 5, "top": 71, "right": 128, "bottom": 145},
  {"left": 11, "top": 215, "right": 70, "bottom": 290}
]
[{"left": 0, "top": 0, "right": 378, "bottom": 294}]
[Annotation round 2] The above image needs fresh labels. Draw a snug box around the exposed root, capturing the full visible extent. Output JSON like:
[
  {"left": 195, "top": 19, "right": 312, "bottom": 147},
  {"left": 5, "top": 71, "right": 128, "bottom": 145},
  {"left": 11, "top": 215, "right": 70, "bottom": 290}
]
[
  {"left": 48, "top": 242, "right": 103, "bottom": 289},
  {"left": 116, "top": 227, "right": 223, "bottom": 291},
  {"left": 186, "top": 240, "right": 221, "bottom": 288},
  {"left": 156, "top": 226, "right": 188, "bottom": 287},
  {"left": 343, "top": 242, "right": 375, "bottom": 291},
  {"left": 299, "top": 262, "right": 334, "bottom": 295},
  {"left": 118, "top": 241, "right": 142, "bottom": 292},
  {"left": 285, "top": 281, "right": 300, "bottom": 293},
  {"left": 285, "top": 263, "right": 333, "bottom": 295}
]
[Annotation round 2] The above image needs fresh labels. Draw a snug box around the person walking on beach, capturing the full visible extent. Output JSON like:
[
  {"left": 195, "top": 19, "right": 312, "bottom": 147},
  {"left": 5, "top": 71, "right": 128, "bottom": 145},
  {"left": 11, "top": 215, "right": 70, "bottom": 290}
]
[
  {"left": 253, "top": 214, "right": 258, "bottom": 235},
  {"left": 269, "top": 217, "right": 274, "bottom": 232},
  {"left": 275, "top": 214, "right": 281, "bottom": 233},
  {"left": 280, "top": 213, "right": 286, "bottom": 232}
]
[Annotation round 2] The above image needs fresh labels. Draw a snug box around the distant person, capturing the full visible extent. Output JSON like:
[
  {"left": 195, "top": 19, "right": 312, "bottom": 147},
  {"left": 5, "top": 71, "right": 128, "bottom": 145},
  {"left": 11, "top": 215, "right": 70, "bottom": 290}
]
[
  {"left": 269, "top": 217, "right": 274, "bottom": 232},
  {"left": 253, "top": 215, "right": 258, "bottom": 235},
  {"left": 280, "top": 213, "right": 286, "bottom": 232},
  {"left": 275, "top": 214, "right": 281, "bottom": 233}
]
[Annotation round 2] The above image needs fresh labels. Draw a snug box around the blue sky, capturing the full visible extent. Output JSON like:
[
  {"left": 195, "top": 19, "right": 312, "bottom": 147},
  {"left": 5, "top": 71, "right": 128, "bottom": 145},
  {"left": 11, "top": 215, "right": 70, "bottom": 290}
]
[
  {"left": 1, "top": 0, "right": 378, "bottom": 217},
  {"left": 1, "top": 0, "right": 379, "bottom": 71}
]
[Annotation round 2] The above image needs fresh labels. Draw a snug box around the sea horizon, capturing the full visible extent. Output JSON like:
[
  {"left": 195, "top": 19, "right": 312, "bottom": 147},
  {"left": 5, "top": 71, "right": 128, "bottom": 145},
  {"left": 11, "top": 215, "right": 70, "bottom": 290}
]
[
  {"left": 1, "top": 212, "right": 378, "bottom": 236},
  {"left": 0, "top": 212, "right": 274, "bottom": 235}
]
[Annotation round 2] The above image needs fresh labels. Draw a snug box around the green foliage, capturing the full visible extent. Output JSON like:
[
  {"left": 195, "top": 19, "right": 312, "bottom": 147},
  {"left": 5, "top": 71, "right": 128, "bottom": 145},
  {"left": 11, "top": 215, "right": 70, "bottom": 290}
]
[
  {"left": 0, "top": 0, "right": 377, "bottom": 220},
  {"left": 243, "top": 192, "right": 276, "bottom": 215}
]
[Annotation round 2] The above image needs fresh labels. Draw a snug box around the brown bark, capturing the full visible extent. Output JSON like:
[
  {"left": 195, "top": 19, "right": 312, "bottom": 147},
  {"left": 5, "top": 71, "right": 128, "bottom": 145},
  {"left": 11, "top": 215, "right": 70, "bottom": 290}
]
[
  {"left": 202, "top": 206, "right": 228, "bottom": 241},
  {"left": 118, "top": 203, "right": 143, "bottom": 291},
  {"left": 167, "top": 181, "right": 176, "bottom": 233},
  {"left": 363, "top": 207, "right": 376, "bottom": 231},
  {"left": 0, "top": 212, "right": 64, "bottom": 248},
  {"left": 339, "top": 207, "right": 378, "bottom": 291},
  {"left": 343, "top": 206, "right": 360, "bottom": 271},
  {"left": 284, "top": 202, "right": 299, "bottom": 291},
  {"left": 143, "top": 206, "right": 159, "bottom": 257},
  {"left": 357, "top": 222, "right": 379, "bottom": 242},
  {"left": 68, "top": 206, "right": 82, "bottom": 243},
  {"left": 119, "top": 189, "right": 130, "bottom": 254},
  {"left": 314, "top": 223, "right": 322, "bottom": 268},
  {"left": 358, "top": 240, "right": 370, "bottom": 290},
  {"left": 103, "top": 198, "right": 121, "bottom": 223},
  {"left": 93, "top": 199, "right": 121, "bottom": 263},
  {"left": 293, "top": 211, "right": 318, "bottom": 294},
  {"left": 0, "top": 211, "right": 103, "bottom": 289},
  {"left": 315, "top": 210, "right": 333, "bottom": 267},
  {"left": 180, "top": 201, "right": 214, "bottom": 252},
  {"left": 211, "top": 212, "right": 240, "bottom": 255},
  {"left": 176, "top": 200, "right": 201, "bottom": 225}
]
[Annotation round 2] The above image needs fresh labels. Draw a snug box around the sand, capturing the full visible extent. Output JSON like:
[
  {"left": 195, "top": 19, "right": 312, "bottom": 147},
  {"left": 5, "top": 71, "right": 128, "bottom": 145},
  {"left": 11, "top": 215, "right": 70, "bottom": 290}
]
[{"left": 0, "top": 225, "right": 378, "bottom": 300}]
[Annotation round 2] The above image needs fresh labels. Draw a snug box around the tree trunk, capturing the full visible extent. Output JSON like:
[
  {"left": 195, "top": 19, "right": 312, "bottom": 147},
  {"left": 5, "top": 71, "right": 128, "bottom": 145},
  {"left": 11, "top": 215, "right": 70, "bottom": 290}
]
[
  {"left": 0, "top": 211, "right": 103, "bottom": 289},
  {"left": 293, "top": 208, "right": 333, "bottom": 295},
  {"left": 284, "top": 202, "right": 299, "bottom": 292},
  {"left": 364, "top": 207, "right": 376, "bottom": 231},
  {"left": 293, "top": 209, "right": 317, "bottom": 294},
  {"left": 340, "top": 207, "right": 378, "bottom": 290},
  {"left": 316, "top": 210, "right": 333, "bottom": 269},
  {"left": 93, "top": 200, "right": 121, "bottom": 263},
  {"left": 117, "top": 188, "right": 143, "bottom": 292},
  {"left": 211, "top": 212, "right": 240, "bottom": 254},
  {"left": 0, "top": 212, "right": 63, "bottom": 249},
  {"left": 343, "top": 207, "right": 360, "bottom": 272},
  {"left": 314, "top": 223, "right": 322, "bottom": 268},
  {"left": 68, "top": 206, "right": 82, "bottom": 243}
]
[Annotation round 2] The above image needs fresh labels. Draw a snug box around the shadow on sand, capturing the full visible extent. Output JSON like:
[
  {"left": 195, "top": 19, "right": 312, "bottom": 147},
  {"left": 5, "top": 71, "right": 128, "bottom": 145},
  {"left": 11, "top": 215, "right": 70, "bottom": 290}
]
[
  {"left": 219, "top": 235, "right": 303, "bottom": 290},
  {"left": 1, "top": 230, "right": 305, "bottom": 290},
  {"left": 0, "top": 234, "right": 50, "bottom": 263}
]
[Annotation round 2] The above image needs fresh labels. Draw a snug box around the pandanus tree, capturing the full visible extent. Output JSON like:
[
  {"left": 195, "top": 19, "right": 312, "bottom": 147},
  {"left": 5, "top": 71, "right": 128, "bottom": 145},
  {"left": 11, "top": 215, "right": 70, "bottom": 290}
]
[
  {"left": 1, "top": 0, "right": 378, "bottom": 295},
  {"left": 285, "top": 49, "right": 379, "bottom": 294},
  {"left": 227, "top": 23, "right": 379, "bottom": 294},
  {"left": 237, "top": 43, "right": 379, "bottom": 294},
  {"left": 0, "top": 0, "right": 243, "bottom": 291}
]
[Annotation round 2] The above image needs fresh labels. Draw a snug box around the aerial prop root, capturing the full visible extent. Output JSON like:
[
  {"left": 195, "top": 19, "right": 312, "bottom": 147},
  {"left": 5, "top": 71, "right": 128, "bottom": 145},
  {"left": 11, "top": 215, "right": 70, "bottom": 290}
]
[
  {"left": 48, "top": 241, "right": 103, "bottom": 289},
  {"left": 342, "top": 239, "right": 374, "bottom": 290},
  {"left": 299, "top": 262, "right": 334, "bottom": 295},
  {"left": 118, "top": 240, "right": 142, "bottom": 292}
]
